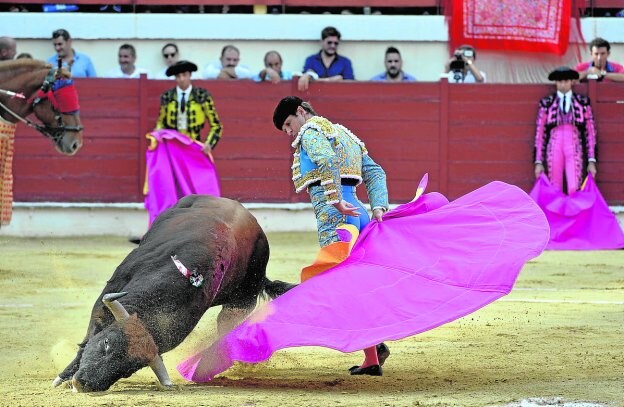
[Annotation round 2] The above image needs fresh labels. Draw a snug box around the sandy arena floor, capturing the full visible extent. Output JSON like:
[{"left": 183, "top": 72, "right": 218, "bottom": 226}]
[{"left": 0, "top": 233, "right": 622, "bottom": 406}]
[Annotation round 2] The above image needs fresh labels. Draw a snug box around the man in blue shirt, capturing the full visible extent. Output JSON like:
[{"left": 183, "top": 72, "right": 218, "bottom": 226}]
[
  {"left": 298, "top": 26, "right": 354, "bottom": 91},
  {"left": 48, "top": 29, "right": 97, "bottom": 78},
  {"left": 370, "top": 47, "right": 417, "bottom": 82}
]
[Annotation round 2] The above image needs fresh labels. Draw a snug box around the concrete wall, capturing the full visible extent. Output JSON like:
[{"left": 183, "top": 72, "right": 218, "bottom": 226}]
[
  {"left": 4, "top": 14, "right": 624, "bottom": 83},
  {"left": 0, "top": 203, "right": 318, "bottom": 237},
  {"left": 1, "top": 203, "right": 623, "bottom": 237}
]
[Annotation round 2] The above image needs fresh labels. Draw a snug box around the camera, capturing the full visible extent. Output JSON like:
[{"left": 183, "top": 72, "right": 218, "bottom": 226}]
[
  {"left": 450, "top": 52, "right": 466, "bottom": 72},
  {"left": 450, "top": 49, "right": 473, "bottom": 73}
]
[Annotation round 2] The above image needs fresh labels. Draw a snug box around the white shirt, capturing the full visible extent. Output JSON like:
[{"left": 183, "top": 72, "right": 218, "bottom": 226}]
[
  {"left": 557, "top": 90, "right": 572, "bottom": 113},
  {"left": 176, "top": 85, "right": 192, "bottom": 131},
  {"left": 203, "top": 61, "right": 253, "bottom": 79},
  {"left": 447, "top": 70, "right": 487, "bottom": 83},
  {"left": 106, "top": 66, "right": 149, "bottom": 79},
  {"left": 154, "top": 67, "right": 174, "bottom": 80}
]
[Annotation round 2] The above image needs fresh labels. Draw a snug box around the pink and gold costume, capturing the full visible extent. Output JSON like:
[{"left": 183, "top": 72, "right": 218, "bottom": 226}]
[{"left": 534, "top": 92, "right": 596, "bottom": 194}]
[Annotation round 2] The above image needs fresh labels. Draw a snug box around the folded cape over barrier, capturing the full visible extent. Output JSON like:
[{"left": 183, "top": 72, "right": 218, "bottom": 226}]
[{"left": 178, "top": 180, "right": 549, "bottom": 382}]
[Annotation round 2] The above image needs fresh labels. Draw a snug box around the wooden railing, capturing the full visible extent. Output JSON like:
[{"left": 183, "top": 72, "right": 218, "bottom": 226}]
[{"left": 12, "top": 78, "right": 624, "bottom": 205}]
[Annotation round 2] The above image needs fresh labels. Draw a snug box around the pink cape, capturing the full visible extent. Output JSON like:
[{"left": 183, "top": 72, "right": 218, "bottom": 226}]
[
  {"left": 144, "top": 129, "right": 220, "bottom": 225},
  {"left": 529, "top": 174, "right": 624, "bottom": 250},
  {"left": 177, "top": 181, "right": 549, "bottom": 382}
]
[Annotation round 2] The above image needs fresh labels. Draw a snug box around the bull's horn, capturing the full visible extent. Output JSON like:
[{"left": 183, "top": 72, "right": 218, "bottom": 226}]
[
  {"left": 149, "top": 355, "right": 173, "bottom": 388},
  {"left": 102, "top": 292, "right": 129, "bottom": 321}
]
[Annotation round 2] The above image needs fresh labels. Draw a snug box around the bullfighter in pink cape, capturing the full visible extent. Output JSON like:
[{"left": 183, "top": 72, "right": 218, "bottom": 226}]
[
  {"left": 533, "top": 66, "right": 597, "bottom": 194},
  {"left": 531, "top": 66, "right": 624, "bottom": 249},
  {"left": 272, "top": 96, "right": 391, "bottom": 376},
  {"left": 176, "top": 97, "right": 550, "bottom": 382},
  {"left": 139, "top": 61, "right": 222, "bottom": 235}
]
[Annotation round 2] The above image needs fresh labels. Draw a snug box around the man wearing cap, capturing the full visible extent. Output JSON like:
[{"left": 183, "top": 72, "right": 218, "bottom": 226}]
[
  {"left": 156, "top": 60, "right": 222, "bottom": 154},
  {"left": 534, "top": 66, "right": 597, "bottom": 194},
  {"left": 273, "top": 96, "right": 390, "bottom": 377}
]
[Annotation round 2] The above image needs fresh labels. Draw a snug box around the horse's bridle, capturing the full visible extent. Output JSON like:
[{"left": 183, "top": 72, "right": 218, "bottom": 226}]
[{"left": 0, "top": 67, "right": 84, "bottom": 147}]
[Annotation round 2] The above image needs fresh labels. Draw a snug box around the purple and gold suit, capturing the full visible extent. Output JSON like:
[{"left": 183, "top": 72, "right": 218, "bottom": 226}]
[
  {"left": 534, "top": 93, "right": 597, "bottom": 194},
  {"left": 291, "top": 116, "right": 389, "bottom": 247}
]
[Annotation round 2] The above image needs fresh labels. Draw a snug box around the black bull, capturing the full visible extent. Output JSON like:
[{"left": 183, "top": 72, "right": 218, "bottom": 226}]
[{"left": 53, "top": 195, "right": 294, "bottom": 392}]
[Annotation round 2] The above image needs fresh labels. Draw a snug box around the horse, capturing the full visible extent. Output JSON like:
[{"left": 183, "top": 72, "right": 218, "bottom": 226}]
[
  {"left": 0, "top": 59, "right": 83, "bottom": 154},
  {"left": 0, "top": 59, "right": 84, "bottom": 225}
]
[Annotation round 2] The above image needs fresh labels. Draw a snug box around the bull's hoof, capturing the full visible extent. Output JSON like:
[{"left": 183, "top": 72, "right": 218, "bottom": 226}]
[{"left": 52, "top": 376, "right": 65, "bottom": 388}]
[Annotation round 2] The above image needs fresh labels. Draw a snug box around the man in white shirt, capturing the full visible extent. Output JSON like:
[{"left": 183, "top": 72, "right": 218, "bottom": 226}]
[
  {"left": 203, "top": 45, "right": 253, "bottom": 80},
  {"left": 444, "top": 45, "right": 486, "bottom": 83},
  {"left": 107, "top": 44, "right": 149, "bottom": 79}
]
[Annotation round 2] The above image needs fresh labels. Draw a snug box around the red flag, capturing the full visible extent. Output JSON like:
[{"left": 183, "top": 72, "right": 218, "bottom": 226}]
[{"left": 447, "top": 0, "right": 578, "bottom": 55}]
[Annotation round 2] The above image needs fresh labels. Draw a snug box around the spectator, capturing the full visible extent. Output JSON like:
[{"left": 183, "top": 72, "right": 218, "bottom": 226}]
[
  {"left": 370, "top": 46, "right": 417, "bottom": 82},
  {"left": 444, "top": 45, "right": 486, "bottom": 83},
  {"left": 255, "top": 51, "right": 296, "bottom": 83},
  {"left": 298, "top": 26, "right": 355, "bottom": 91},
  {"left": 534, "top": 67, "right": 597, "bottom": 194},
  {"left": 203, "top": 45, "right": 253, "bottom": 80},
  {"left": 575, "top": 37, "right": 624, "bottom": 82},
  {"left": 48, "top": 29, "right": 97, "bottom": 77},
  {"left": 16, "top": 52, "right": 32, "bottom": 59},
  {"left": 106, "top": 44, "right": 149, "bottom": 78},
  {"left": 154, "top": 43, "right": 179, "bottom": 80},
  {"left": 156, "top": 60, "right": 222, "bottom": 152},
  {"left": 0, "top": 36, "right": 16, "bottom": 61}
]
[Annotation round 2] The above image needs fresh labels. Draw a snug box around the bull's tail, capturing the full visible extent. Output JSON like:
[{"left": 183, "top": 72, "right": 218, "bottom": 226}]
[{"left": 262, "top": 277, "right": 297, "bottom": 300}]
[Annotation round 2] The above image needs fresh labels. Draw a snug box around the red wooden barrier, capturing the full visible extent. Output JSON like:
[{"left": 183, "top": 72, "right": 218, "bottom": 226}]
[{"left": 12, "top": 79, "right": 624, "bottom": 205}]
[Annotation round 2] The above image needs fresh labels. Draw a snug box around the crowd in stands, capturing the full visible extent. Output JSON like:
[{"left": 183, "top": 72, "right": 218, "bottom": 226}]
[
  {"left": 3, "top": 27, "right": 623, "bottom": 85},
  {"left": 3, "top": 3, "right": 624, "bottom": 16}
]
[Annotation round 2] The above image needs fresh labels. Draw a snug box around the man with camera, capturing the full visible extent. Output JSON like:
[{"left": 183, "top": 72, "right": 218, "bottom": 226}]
[{"left": 444, "top": 45, "right": 486, "bottom": 83}]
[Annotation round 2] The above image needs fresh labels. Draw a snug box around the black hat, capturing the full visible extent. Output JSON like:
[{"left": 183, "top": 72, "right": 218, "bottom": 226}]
[
  {"left": 548, "top": 66, "right": 579, "bottom": 81},
  {"left": 273, "top": 96, "right": 303, "bottom": 130},
  {"left": 165, "top": 60, "right": 198, "bottom": 77}
]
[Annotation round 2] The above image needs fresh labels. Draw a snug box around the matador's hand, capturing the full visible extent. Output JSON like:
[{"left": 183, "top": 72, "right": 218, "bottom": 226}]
[
  {"left": 534, "top": 163, "right": 545, "bottom": 179},
  {"left": 333, "top": 200, "right": 360, "bottom": 217},
  {"left": 372, "top": 208, "right": 385, "bottom": 222},
  {"left": 587, "top": 162, "right": 597, "bottom": 178}
]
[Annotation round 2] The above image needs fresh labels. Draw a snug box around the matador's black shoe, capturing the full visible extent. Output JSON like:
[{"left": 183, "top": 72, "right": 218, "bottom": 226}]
[
  {"left": 376, "top": 342, "right": 390, "bottom": 366},
  {"left": 348, "top": 364, "right": 382, "bottom": 376}
]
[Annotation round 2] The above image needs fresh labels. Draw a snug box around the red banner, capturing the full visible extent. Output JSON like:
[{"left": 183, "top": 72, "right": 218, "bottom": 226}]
[{"left": 447, "top": 0, "right": 574, "bottom": 55}]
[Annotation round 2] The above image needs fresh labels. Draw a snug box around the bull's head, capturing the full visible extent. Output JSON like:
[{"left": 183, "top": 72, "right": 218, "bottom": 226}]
[{"left": 70, "top": 292, "right": 173, "bottom": 392}]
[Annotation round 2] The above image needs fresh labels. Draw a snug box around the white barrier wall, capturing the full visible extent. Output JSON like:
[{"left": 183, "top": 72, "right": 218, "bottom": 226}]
[
  {"left": 0, "top": 203, "right": 318, "bottom": 237},
  {"left": 3, "top": 14, "right": 624, "bottom": 82}
]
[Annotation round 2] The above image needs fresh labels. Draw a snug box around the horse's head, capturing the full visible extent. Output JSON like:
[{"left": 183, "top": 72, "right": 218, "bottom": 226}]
[{"left": 32, "top": 66, "right": 83, "bottom": 155}]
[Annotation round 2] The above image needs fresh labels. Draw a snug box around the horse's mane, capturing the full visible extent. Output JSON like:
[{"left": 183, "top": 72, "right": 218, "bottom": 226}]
[
  {"left": 0, "top": 59, "right": 71, "bottom": 83},
  {"left": 0, "top": 59, "right": 49, "bottom": 73}
]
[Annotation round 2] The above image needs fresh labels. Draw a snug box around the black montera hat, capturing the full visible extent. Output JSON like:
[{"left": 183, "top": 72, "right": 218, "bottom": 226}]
[
  {"left": 166, "top": 60, "right": 198, "bottom": 77},
  {"left": 548, "top": 66, "right": 580, "bottom": 81},
  {"left": 273, "top": 96, "right": 303, "bottom": 130}
]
